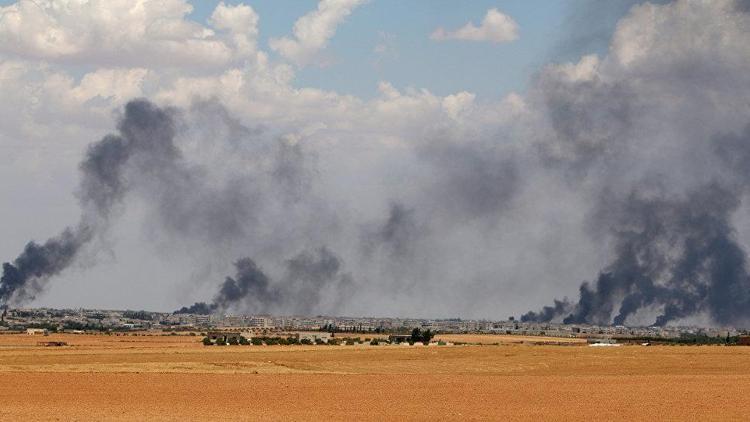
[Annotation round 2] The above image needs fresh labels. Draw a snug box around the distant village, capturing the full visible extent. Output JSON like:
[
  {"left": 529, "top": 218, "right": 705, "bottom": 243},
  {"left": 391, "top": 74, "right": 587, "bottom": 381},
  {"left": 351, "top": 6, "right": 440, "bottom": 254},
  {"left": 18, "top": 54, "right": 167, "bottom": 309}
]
[{"left": 1, "top": 307, "right": 746, "bottom": 344}]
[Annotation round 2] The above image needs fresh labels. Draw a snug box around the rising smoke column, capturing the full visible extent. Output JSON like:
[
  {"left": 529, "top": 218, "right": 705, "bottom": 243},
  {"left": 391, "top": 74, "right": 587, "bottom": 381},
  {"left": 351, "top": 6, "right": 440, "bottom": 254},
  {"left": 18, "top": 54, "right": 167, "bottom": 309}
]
[
  {"left": 176, "top": 257, "right": 276, "bottom": 314},
  {"left": 518, "top": 1, "right": 750, "bottom": 327},
  {"left": 0, "top": 99, "right": 177, "bottom": 305},
  {"left": 522, "top": 183, "right": 750, "bottom": 326},
  {"left": 176, "top": 247, "right": 352, "bottom": 315}
]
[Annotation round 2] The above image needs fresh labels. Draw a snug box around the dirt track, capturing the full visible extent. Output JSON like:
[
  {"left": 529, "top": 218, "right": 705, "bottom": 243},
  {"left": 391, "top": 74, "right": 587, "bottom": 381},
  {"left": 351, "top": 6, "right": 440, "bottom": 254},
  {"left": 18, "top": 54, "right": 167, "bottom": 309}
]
[{"left": 2, "top": 333, "right": 749, "bottom": 420}]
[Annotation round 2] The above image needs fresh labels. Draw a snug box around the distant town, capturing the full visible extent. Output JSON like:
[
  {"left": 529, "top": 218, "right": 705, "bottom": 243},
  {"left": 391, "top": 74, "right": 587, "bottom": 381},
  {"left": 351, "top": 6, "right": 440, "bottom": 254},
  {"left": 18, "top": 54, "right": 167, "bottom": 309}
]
[{"left": 1, "top": 307, "right": 747, "bottom": 344}]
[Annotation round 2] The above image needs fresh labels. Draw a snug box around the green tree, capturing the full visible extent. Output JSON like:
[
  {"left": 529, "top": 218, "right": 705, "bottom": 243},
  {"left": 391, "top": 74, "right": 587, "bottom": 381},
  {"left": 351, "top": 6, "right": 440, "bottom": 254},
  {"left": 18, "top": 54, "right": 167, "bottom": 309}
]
[{"left": 410, "top": 328, "right": 422, "bottom": 343}]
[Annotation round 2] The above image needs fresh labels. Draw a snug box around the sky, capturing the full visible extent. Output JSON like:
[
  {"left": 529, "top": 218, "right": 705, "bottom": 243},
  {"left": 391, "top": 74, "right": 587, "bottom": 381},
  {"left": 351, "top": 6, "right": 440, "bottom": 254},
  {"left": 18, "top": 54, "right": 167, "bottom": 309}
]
[
  {"left": 187, "top": 0, "right": 567, "bottom": 98},
  {"left": 1, "top": 1, "right": 750, "bottom": 326}
]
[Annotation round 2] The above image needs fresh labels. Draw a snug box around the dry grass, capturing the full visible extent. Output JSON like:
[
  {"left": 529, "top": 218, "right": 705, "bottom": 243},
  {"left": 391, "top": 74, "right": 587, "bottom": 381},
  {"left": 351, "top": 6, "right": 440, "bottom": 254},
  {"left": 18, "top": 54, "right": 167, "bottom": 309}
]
[
  {"left": 1, "top": 333, "right": 750, "bottom": 420},
  {"left": 433, "top": 333, "right": 585, "bottom": 344}
]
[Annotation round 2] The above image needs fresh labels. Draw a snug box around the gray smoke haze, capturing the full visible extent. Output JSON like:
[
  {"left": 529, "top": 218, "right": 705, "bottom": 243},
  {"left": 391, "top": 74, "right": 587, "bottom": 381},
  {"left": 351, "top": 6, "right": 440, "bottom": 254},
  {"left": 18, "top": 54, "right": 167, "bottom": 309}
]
[
  {"left": 520, "top": 0, "right": 750, "bottom": 327},
  {"left": 523, "top": 183, "right": 750, "bottom": 327},
  {"left": 177, "top": 247, "right": 351, "bottom": 315},
  {"left": 362, "top": 202, "right": 418, "bottom": 260},
  {"left": 4, "top": 1, "right": 750, "bottom": 327},
  {"left": 552, "top": 0, "right": 674, "bottom": 61},
  {"left": 0, "top": 100, "right": 174, "bottom": 305}
]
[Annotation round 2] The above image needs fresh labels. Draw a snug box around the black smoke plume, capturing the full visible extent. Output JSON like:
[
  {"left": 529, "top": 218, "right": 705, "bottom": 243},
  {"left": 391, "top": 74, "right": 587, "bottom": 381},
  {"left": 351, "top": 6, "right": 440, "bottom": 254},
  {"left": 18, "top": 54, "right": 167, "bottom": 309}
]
[
  {"left": 0, "top": 100, "right": 175, "bottom": 305},
  {"left": 176, "top": 258, "right": 276, "bottom": 314},
  {"left": 523, "top": 183, "right": 750, "bottom": 327},
  {"left": 176, "top": 247, "right": 351, "bottom": 315},
  {"left": 0, "top": 227, "right": 91, "bottom": 304}
]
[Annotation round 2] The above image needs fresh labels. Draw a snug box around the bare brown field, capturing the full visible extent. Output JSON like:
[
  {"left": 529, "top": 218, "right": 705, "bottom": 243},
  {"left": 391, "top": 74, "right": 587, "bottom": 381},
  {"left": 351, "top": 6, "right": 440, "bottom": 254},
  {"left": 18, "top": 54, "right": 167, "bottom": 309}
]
[
  {"left": 1, "top": 333, "right": 749, "bottom": 421},
  {"left": 433, "top": 333, "right": 586, "bottom": 344}
]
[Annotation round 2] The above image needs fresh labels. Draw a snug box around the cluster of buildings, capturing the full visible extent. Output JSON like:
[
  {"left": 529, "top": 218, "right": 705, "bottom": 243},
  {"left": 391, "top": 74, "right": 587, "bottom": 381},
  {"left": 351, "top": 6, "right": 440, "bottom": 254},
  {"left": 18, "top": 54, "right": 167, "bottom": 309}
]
[{"left": 0, "top": 307, "right": 744, "bottom": 340}]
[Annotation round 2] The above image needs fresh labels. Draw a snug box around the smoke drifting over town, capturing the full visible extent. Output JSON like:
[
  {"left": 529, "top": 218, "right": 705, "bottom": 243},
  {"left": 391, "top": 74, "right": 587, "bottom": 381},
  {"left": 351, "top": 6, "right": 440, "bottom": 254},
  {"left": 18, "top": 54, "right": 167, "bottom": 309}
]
[
  {"left": 176, "top": 248, "right": 351, "bottom": 315},
  {"left": 2, "top": 1, "right": 750, "bottom": 327}
]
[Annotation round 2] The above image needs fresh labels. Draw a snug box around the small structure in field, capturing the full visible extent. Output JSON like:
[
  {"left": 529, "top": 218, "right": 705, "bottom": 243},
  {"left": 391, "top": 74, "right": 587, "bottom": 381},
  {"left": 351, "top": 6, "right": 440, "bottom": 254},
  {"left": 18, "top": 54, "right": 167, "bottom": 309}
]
[
  {"left": 206, "top": 331, "right": 243, "bottom": 344},
  {"left": 299, "top": 333, "right": 331, "bottom": 344},
  {"left": 738, "top": 336, "right": 750, "bottom": 346},
  {"left": 588, "top": 338, "right": 620, "bottom": 347},
  {"left": 37, "top": 341, "right": 67, "bottom": 347},
  {"left": 26, "top": 328, "right": 49, "bottom": 336},
  {"left": 388, "top": 334, "right": 412, "bottom": 344}
]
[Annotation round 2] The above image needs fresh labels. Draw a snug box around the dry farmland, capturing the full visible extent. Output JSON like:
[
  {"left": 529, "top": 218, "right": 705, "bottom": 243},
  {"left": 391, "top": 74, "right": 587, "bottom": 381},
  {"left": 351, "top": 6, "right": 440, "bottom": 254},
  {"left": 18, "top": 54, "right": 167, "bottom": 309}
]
[{"left": 1, "top": 333, "right": 750, "bottom": 421}]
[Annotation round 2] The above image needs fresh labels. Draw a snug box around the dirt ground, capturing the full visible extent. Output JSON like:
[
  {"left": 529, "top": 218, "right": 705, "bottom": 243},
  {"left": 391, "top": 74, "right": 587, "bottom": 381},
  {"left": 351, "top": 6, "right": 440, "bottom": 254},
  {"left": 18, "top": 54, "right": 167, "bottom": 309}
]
[{"left": 1, "top": 333, "right": 749, "bottom": 421}]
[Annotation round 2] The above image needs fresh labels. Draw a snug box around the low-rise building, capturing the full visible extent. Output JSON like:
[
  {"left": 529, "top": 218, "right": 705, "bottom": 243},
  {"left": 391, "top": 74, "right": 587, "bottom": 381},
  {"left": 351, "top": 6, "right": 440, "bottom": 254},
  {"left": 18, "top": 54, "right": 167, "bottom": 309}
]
[
  {"left": 299, "top": 332, "right": 331, "bottom": 343},
  {"left": 206, "top": 331, "right": 243, "bottom": 344},
  {"left": 26, "top": 328, "right": 49, "bottom": 336}
]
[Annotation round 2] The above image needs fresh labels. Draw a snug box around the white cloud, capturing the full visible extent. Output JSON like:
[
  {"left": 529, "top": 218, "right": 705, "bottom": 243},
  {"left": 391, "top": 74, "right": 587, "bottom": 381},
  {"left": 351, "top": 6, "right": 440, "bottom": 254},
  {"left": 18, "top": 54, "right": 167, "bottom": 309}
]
[
  {"left": 0, "top": 0, "right": 259, "bottom": 70},
  {"left": 269, "top": 0, "right": 365, "bottom": 66},
  {"left": 209, "top": 2, "right": 260, "bottom": 57},
  {"left": 431, "top": 8, "right": 519, "bottom": 43}
]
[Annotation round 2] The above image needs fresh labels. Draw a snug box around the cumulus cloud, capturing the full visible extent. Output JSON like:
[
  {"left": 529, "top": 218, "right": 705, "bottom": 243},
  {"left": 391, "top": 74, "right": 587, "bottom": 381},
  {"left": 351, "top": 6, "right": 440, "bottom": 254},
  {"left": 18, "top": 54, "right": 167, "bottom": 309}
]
[
  {"left": 269, "top": 0, "right": 365, "bottom": 66},
  {"left": 0, "top": 0, "right": 259, "bottom": 69},
  {"left": 431, "top": 8, "right": 519, "bottom": 43}
]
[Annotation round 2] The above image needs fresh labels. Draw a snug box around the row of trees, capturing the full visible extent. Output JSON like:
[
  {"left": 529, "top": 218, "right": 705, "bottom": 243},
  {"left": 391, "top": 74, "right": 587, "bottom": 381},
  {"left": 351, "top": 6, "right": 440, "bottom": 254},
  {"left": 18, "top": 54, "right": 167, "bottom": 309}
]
[{"left": 202, "top": 332, "right": 438, "bottom": 346}]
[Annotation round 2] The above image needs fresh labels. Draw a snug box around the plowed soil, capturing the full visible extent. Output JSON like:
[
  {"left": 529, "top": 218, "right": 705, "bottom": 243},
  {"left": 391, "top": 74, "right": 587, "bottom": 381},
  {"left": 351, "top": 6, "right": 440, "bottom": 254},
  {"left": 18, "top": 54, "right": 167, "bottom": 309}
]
[{"left": 1, "top": 333, "right": 749, "bottom": 421}]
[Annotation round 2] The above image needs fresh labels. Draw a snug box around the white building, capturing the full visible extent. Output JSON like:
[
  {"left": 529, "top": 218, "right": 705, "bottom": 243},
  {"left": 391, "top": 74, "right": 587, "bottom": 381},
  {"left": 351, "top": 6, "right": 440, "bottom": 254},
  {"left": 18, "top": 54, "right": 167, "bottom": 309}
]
[{"left": 26, "top": 328, "right": 49, "bottom": 336}]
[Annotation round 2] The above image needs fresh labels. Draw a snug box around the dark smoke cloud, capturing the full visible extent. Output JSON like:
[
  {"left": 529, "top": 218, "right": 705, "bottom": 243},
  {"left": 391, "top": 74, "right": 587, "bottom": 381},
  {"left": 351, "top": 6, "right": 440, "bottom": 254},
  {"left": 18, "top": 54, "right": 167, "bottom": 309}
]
[
  {"left": 5, "top": 1, "right": 750, "bottom": 327},
  {"left": 0, "top": 226, "right": 91, "bottom": 304},
  {"left": 524, "top": 182, "right": 750, "bottom": 327},
  {"left": 0, "top": 100, "right": 172, "bottom": 305},
  {"left": 419, "top": 141, "right": 519, "bottom": 222},
  {"left": 362, "top": 202, "right": 418, "bottom": 259},
  {"left": 176, "top": 258, "right": 277, "bottom": 315},
  {"left": 551, "top": 0, "right": 674, "bottom": 62},
  {"left": 177, "top": 247, "right": 352, "bottom": 315},
  {"left": 215, "top": 257, "right": 279, "bottom": 311},
  {"left": 521, "top": 1, "right": 750, "bottom": 327},
  {"left": 536, "top": 67, "right": 637, "bottom": 171},
  {"left": 279, "top": 247, "right": 353, "bottom": 316},
  {"left": 521, "top": 299, "right": 572, "bottom": 324},
  {"left": 735, "top": 0, "right": 750, "bottom": 13},
  {"left": 175, "top": 301, "right": 216, "bottom": 315},
  {"left": 2, "top": 97, "right": 338, "bottom": 313}
]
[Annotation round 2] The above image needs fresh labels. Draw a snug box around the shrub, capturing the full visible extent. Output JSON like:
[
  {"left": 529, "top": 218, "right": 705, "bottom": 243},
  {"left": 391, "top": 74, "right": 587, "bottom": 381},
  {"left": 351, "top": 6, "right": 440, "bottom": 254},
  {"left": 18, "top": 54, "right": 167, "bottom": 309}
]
[
  {"left": 251, "top": 337, "right": 263, "bottom": 346},
  {"left": 301, "top": 339, "right": 313, "bottom": 345},
  {"left": 202, "top": 337, "right": 212, "bottom": 346},
  {"left": 228, "top": 336, "right": 239, "bottom": 345},
  {"left": 345, "top": 339, "right": 355, "bottom": 346},
  {"left": 370, "top": 339, "right": 379, "bottom": 346},
  {"left": 215, "top": 339, "right": 226, "bottom": 346},
  {"left": 239, "top": 336, "right": 250, "bottom": 345},
  {"left": 286, "top": 337, "right": 299, "bottom": 345}
]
